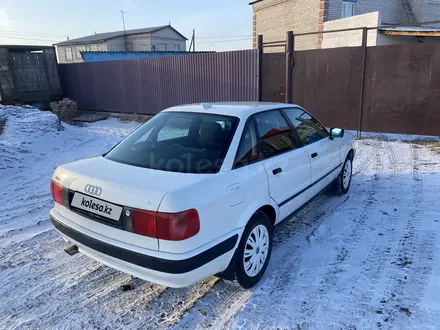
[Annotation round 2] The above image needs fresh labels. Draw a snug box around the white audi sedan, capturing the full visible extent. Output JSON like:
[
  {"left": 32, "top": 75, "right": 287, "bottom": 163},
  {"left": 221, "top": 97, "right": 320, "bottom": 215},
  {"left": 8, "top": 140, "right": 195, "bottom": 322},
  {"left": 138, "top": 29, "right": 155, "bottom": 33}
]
[{"left": 50, "top": 102, "right": 355, "bottom": 288}]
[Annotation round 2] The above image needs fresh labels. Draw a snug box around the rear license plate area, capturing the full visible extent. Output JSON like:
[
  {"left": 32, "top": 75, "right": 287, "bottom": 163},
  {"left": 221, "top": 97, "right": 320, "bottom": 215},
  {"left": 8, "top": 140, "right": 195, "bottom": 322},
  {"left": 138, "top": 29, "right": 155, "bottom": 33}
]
[{"left": 68, "top": 191, "right": 124, "bottom": 227}]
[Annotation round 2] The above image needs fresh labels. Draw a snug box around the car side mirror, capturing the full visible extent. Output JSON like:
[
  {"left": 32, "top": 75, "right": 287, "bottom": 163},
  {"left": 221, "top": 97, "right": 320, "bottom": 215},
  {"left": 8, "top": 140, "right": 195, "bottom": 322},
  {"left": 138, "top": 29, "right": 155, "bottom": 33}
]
[{"left": 330, "top": 128, "right": 344, "bottom": 139}]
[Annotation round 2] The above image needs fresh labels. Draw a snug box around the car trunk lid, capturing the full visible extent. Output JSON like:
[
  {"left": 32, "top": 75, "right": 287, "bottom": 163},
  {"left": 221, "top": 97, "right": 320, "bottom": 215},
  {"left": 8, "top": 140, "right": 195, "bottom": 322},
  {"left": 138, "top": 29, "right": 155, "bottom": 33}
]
[{"left": 53, "top": 156, "right": 210, "bottom": 251}]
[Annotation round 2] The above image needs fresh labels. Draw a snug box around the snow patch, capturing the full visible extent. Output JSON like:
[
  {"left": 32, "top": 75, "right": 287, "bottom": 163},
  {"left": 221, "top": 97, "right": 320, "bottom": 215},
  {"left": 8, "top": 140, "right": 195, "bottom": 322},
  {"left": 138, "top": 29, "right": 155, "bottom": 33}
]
[
  {"left": 1, "top": 107, "right": 440, "bottom": 329},
  {"left": 351, "top": 130, "right": 440, "bottom": 142},
  {"left": 0, "top": 105, "right": 62, "bottom": 143}
]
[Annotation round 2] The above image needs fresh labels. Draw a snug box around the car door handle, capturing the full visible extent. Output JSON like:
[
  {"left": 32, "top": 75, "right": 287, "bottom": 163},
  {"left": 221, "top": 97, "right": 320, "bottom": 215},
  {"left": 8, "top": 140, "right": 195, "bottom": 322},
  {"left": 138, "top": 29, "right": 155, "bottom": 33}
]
[
  {"left": 272, "top": 168, "right": 282, "bottom": 175},
  {"left": 311, "top": 152, "right": 318, "bottom": 158}
]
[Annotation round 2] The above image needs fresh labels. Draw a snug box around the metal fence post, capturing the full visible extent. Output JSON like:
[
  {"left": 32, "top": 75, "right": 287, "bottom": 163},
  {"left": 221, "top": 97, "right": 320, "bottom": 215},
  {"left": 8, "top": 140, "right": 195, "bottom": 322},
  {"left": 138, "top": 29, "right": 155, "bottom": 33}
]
[
  {"left": 358, "top": 27, "right": 368, "bottom": 140},
  {"left": 285, "top": 31, "right": 294, "bottom": 104},
  {"left": 257, "top": 35, "right": 263, "bottom": 101}
]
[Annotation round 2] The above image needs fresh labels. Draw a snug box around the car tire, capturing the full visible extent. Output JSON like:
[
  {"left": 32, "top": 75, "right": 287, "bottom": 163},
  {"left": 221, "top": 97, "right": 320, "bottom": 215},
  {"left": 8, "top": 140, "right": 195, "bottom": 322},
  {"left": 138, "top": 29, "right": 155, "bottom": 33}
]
[
  {"left": 233, "top": 211, "right": 273, "bottom": 289},
  {"left": 334, "top": 153, "right": 353, "bottom": 195}
]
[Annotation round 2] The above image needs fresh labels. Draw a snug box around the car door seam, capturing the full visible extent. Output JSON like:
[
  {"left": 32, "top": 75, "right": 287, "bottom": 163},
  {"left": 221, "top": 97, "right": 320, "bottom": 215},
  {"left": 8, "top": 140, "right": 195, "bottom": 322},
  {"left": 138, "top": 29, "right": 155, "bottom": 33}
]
[{"left": 278, "top": 162, "right": 343, "bottom": 207}]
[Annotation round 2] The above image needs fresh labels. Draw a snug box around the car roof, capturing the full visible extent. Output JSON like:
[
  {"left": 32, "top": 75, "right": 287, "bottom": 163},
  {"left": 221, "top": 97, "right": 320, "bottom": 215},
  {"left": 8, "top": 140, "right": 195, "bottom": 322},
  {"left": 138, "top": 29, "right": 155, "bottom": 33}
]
[{"left": 163, "top": 102, "right": 303, "bottom": 118}]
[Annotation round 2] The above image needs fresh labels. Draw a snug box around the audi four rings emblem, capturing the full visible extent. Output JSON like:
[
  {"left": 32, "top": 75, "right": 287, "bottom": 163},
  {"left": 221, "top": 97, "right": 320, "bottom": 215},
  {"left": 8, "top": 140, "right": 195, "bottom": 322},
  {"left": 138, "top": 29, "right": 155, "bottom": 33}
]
[{"left": 85, "top": 184, "right": 102, "bottom": 196}]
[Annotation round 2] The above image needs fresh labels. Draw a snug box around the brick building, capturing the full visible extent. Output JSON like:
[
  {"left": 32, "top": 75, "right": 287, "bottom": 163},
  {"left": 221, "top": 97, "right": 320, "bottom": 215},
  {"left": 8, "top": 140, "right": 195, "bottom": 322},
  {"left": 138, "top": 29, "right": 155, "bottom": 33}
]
[{"left": 250, "top": 0, "right": 440, "bottom": 50}]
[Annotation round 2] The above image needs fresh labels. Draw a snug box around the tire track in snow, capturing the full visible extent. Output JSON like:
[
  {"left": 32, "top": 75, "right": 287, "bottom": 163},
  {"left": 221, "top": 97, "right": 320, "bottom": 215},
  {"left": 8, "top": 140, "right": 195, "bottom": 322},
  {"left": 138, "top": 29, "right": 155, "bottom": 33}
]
[
  {"left": 216, "top": 141, "right": 381, "bottom": 329},
  {"left": 375, "top": 144, "right": 436, "bottom": 329},
  {"left": 176, "top": 190, "right": 351, "bottom": 329},
  {"left": 289, "top": 140, "right": 384, "bottom": 329},
  {"left": 353, "top": 139, "right": 376, "bottom": 175},
  {"left": 173, "top": 281, "right": 250, "bottom": 330},
  {"left": 330, "top": 141, "right": 403, "bottom": 328}
]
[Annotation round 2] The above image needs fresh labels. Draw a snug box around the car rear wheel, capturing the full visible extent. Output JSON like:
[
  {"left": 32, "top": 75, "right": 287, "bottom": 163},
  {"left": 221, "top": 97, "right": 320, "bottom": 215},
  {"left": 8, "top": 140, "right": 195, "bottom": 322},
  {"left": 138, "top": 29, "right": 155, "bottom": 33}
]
[
  {"left": 234, "top": 211, "right": 273, "bottom": 289},
  {"left": 334, "top": 153, "right": 353, "bottom": 195}
]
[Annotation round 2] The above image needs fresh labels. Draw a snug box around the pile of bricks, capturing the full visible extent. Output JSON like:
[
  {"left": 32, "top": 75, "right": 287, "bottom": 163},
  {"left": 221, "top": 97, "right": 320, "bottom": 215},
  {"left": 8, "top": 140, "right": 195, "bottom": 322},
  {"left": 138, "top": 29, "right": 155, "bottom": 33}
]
[{"left": 50, "top": 98, "right": 79, "bottom": 122}]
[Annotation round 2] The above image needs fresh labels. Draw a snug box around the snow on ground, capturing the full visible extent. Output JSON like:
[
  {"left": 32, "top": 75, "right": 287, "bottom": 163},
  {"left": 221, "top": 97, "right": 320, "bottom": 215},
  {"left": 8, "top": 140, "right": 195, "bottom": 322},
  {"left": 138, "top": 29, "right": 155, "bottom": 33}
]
[{"left": 1, "top": 106, "right": 440, "bottom": 330}]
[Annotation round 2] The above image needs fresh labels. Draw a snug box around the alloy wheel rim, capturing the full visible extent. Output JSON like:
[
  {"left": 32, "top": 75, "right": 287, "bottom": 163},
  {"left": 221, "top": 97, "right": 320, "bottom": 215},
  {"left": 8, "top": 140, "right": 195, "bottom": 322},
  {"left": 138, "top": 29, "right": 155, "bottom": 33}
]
[
  {"left": 243, "top": 225, "right": 269, "bottom": 277},
  {"left": 343, "top": 159, "right": 352, "bottom": 189}
]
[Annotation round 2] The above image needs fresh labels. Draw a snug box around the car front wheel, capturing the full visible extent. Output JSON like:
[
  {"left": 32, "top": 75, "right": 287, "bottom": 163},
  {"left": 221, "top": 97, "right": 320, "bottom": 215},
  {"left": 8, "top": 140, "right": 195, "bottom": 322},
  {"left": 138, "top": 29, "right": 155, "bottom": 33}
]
[
  {"left": 234, "top": 211, "right": 273, "bottom": 289},
  {"left": 334, "top": 153, "right": 353, "bottom": 195}
]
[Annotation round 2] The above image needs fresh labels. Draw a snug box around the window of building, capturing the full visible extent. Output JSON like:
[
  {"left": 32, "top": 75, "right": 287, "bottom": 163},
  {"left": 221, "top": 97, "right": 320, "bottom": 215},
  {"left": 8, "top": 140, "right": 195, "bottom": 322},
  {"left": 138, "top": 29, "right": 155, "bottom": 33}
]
[
  {"left": 254, "top": 110, "right": 297, "bottom": 158},
  {"left": 126, "top": 41, "right": 134, "bottom": 51},
  {"left": 341, "top": 1, "right": 356, "bottom": 18},
  {"left": 65, "top": 47, "right": 73, "bottom": 61},
  {"left": 76, "top": 46, "right": 85, "bottom": 59},
  {"left": 156, "top": 44, "right": 166, "bottom": 51},
  {"left": 174, "top": 45, "right": 180, "bottom": 51}
]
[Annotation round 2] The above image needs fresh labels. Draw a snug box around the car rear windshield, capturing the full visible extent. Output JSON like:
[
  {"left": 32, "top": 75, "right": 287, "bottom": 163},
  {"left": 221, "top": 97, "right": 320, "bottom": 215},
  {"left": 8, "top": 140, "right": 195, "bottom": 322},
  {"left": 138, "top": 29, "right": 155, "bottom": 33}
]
[{"left": 105, "top": 112, "right": 239, "bottom": 173}]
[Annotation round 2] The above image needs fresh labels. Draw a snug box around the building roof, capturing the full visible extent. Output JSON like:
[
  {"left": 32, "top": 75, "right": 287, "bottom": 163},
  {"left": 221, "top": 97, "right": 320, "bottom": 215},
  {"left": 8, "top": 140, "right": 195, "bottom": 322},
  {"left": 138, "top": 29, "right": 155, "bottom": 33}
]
[
  {"left": 0, "top": 45, "right": 55, "bottom": 51},
  {"left": 379, "top": 26, "right": 440, "bottom": 37},
  {"left": 54, "top": 25, "right": 187, "bottom": 46},
  {"left": 249, "top": 0, "right": 263, "bottom": 4},
  {"left": 81, "top": 50, "right": 214, "bottom": 54}
]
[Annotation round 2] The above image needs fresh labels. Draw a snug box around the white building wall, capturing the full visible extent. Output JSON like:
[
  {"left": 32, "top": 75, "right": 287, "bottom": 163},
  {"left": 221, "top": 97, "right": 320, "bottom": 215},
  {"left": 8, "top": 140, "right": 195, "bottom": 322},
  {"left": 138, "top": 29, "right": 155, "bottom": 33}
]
[
  {"left": 56, "top": 27, "right": 187, "bottom": 63},
  {"left": 322, "top": 11, "right": 431, "bottom": 49},
  {"left": 423, "top": 0, "right": 440, "bottom": 26},
  {"left": 322, "top": 12, "right": 381, "bottom": 48},
  {"left": 107, "top": 34, "right": 153, "bottom": 51},
  {"left": 106, "top": 37, "right": 127, "bottom": 51},
  {"left": 127, "top": 34, "right": 153, "bottom": 51},
  {"left": 56, "top": 43, "right": 107, "bottom": 64},
  {"left": 150, "top": 27, "right": 186, "bottom": 51}
]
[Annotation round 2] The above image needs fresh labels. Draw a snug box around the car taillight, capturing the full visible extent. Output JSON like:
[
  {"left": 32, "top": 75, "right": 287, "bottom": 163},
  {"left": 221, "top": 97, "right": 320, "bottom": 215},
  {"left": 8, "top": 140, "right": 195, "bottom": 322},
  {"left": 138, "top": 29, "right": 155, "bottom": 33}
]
[
  {"left": 132, "top": 209, "right": 157, "bottom": 238},
  {"left": 157, "top": 209, "right": 200, "bottom": 241},
  {"left": 129, "top": 208, "right": 200, "bottom": 241},
  {"left": 50, "top": 180, "right": 65, "bottom": 206}
]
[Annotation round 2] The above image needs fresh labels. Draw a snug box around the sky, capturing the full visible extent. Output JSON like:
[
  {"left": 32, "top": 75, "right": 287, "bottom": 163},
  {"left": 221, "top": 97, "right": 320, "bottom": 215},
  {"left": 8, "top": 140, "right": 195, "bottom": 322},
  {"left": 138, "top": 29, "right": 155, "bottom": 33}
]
[{"left": 0, "top": 0, "right": 254, "bottom": 51}]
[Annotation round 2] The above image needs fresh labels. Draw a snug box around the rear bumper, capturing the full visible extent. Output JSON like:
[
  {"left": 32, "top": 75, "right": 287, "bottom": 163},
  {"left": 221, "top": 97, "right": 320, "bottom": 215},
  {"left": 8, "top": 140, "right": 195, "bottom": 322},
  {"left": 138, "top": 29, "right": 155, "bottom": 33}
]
[{"left": 50, "top": 209, "right": 239, "bottom": 288}]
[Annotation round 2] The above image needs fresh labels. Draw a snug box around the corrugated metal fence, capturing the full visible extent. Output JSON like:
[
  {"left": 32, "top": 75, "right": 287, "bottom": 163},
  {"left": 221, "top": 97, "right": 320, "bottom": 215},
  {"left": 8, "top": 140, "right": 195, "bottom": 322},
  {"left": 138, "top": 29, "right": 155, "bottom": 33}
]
[
  {"left": 59, "top": 50, "right": 259, "bottom": 114},
  {"left": 262, "top": 42, "right": 440, "bottom": 136}
]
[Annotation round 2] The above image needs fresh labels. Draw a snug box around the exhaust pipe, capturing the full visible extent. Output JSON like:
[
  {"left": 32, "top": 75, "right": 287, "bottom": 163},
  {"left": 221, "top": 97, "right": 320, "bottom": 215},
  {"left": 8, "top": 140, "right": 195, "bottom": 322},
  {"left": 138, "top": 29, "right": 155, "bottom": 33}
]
[{"left": 64, "top": 245, "right": 79, "bottom": 256}]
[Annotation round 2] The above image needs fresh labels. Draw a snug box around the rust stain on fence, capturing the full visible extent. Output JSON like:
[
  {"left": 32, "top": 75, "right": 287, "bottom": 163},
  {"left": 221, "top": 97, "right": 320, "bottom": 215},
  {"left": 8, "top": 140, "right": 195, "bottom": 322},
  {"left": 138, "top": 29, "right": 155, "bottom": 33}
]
[{"left": 59, "top": 50, "right": 259, "bottom": 115}]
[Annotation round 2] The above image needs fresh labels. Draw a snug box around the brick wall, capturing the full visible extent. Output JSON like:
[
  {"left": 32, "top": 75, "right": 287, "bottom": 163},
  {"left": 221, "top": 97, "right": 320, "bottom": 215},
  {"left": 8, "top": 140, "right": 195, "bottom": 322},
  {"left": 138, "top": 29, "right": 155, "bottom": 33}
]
[
  {"left": 328, "top": 0, "right": 409, "bottom": 24},
  {"left": 252, "top": 0, "right": 322, "bottom": 51},
  {"left": 251, "top": 0, "right": 440, "bottom": 52}
]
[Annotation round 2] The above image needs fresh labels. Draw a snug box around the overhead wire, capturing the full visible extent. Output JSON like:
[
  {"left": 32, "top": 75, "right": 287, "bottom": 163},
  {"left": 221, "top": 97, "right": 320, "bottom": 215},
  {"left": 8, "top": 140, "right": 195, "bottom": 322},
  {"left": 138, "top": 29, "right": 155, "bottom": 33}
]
[
  {"left": 0, "top": 35, "right": 64, "bottom": 43},
  {"left": 197, "top": 37, "right": 253, "bottom": 44},
  {"left": 204, "top": 19, "right": 252, "bottom": 49}
]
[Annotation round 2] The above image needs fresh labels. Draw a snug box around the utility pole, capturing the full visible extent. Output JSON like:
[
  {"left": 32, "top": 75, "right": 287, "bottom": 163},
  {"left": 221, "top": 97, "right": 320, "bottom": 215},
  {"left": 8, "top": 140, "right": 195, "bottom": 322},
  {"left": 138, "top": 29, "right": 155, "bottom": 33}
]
[
  {"left": 121, "top": 10, "right": 128, "bottom": 51},
  {"left": 189, "top": 29, "right": 196, "bottom": 51},
  {"left": 193, "top": 29, "right": 195, "bottom": 51}
]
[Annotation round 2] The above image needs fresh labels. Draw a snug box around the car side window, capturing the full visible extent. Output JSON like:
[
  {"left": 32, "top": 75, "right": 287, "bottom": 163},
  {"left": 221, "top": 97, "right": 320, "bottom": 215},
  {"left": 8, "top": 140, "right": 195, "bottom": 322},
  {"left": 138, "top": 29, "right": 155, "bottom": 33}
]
[
  {"left": 234, "top": 119, "right": 259, "bottom": 168},
  {"left": 254, "top": 110, "right": 297, "bottom": 158},
  {"left": 284, "top": 109, "right": 329, "bottom": 146}
]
